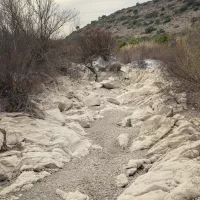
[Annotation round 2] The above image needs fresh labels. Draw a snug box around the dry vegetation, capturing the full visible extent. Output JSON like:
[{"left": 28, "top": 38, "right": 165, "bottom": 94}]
[
  {"left": 0, "top": 0, "right": 78, "bottom": 114},
  {"left": 117, "top": 25, "right": 200, "bottom": 86},
  {"left": 65, "top": 28, "right": 115, "bottom": 81}
]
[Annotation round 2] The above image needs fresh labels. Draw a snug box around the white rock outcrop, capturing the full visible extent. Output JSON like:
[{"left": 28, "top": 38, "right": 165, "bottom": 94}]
[
  {"left": 117, "top": 134, "right": 129, "bottom": 149},
  {"left": 0, "top": 171, "right": 50, "bottom": 195},
  {"left": 101, "top": 78, "right": 120, "bottom": 89},
  {"left": 84, "top": 94, "right": 101, "bottom": 107},
  {"left": 56, "top": 189, "right": 90, "bottom": 200},
  {"left": 116, "top": 174, "right": 129, "bottom": 188}
]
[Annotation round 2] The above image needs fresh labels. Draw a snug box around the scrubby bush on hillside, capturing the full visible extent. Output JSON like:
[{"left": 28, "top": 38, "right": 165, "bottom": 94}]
[
  {"left": 0, "top": 0, "right": 77, "bottom": 114},
  {"left": 145, "top": 11, "right": 158, "bottom": 19},
  {"left": 145, "top": 26, "right": 156, "bottom": 34},
  {"left": 66, "top": 28, "right": 115, "bottom": 81}
]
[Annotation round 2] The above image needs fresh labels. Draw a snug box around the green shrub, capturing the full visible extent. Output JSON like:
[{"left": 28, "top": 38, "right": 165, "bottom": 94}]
[
  {"left": 145, "top": 11, "right": 159, "bottom": 18},
  {"left": 157, "top": 28, "right": 166, "bottom": 34},
  {"left": 105, "top": 25, "right": 112, "bottom": 29},
  {"left": 122, "top": 20, "right": 129, "bottom": 25},
  {"left": 154, "top": 34, "right": 170, "bottom": 43},
  {"left": 155, "top": 19, "right": 160, "bottom": 25},
  {"left": 145, "top": 26, "right": 156, "bottom": 34},
  {"left": 117, "top": 42, "right": 127, "bottom": 49},
  {"left": 119, "top": 16, "right": 129, "bottom": 21},
  {"left": 134, "top": 9, "right": 139, "bottom": 15},
  {"left": 129, "top": 39, "right": 140, "bottom": 45},
  {"left": 179, "top": 5, "right": 187, "bottom": 13},
  {"left": 163, "top": 17, "right": 171, "bottom": 24}
]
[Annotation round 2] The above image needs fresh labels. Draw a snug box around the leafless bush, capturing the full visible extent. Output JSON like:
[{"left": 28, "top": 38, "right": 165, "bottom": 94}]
[
  {"left": 0, "top": 0, "right": 78, "bottom": 114},
  {"left": 117, "top": 28, "right": 200, "bottom": 91},
  {"left": 117, "top": 43, "right": 175, "bottom": 65},
  {"left": 66, "top": 28, "right": 115, "bottom": 81}
]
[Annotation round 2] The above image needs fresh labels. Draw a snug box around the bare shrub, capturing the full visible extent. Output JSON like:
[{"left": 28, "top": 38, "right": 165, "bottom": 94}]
[
  {"left": 117, "top": 27, "right": 200, "bottom": 90},
  {"left": 0, "top": 0, "right": 78, "bottom": 114},
  {"left": 66, "top": 28, "right": 115, "bottom": 81},
  {"left": 117, "top": 43, "right": 175, "bottom": 66}
]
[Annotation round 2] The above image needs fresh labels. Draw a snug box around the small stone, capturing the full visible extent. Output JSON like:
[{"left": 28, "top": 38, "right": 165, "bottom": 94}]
[
  {"left": 21, "top": 184, "right": 34, "bottom": 191},
  {"left": 91, "top": 145, "right": 103, "bottom": 151},
  {"left": 116, "top": 174, "right": 128, "bottom": 188},
  {"left": 126, "top": 168, "right": 137, "bottom": 176},
  {"left": 107, "top": 97, "right": 120, "bottom": 105},
  {"left": 124, "top": 159, "right": 143, "bottom": 169},
  {"left": 101, "top": 79, "right": 120, "bottom": 89},
  {"left": 56, "top": 189, "right": 90, "bottom": 200},
  {"left": 58, "top": 101, "right": 72, "bottom": 112},
  {"left": 118, "top": 117, "right": 132, "bottom": 127},
  {"left": 84, "top": 94, "right": 101, "bottom": 107},
  {"left": 150, "top": 155, "right": 159, "bottom": 163},
  {"left": 177, "top": 97, "right": 187, "bottom": 104},
  {"left": 117, "top": 134, "right": 129, "bottom": 149}
]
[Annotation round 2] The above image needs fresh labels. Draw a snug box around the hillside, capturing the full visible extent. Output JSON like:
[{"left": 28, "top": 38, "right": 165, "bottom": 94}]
[{"left": 85, "top": 0, "right": 200, "bottom": 38}]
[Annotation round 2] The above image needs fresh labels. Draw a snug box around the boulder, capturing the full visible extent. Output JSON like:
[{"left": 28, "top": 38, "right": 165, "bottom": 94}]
[
  {"left": 126, "top": 168, "right": 137, "bottom": 176},
  {"left": 84, "top": 94, "right": 101, "bottom": 107},
  {"left": 0, "top": 171, "right": 50, "bottom": 195},
  {"left": 58, "top": 100, "right": 73, "bottom": 112},
  {"left": 156, "top": 105, "right": 173, "bottom": 117},
  {"left": 65, "top": 114, "right": 94, "bottom": 128},
  {"left": 124, "top": 159, "right": 143, "bottom": 170},
  {"left": 118, "top": 116, "right": 132, "bottom": 127},
  {"left": 66, "top": 122, "right": 88, "bottom": 136},
  {"left": 101, "top": 78, "right": 120, "bottom": 89},
  {"left": 131, "top": 106, "right": 153, "bottom": 126},
  {"left": 0, "top": 155, "right": 20, "bottom": 181},
  {"left": 116, "top": 174, "right": 129, "bottom": 188},
  {"left": 117, "top": 134, "right": 129, "bottom": 149},
  {"left": 56, "top": 189, "right": 90, "bottom": 200},
  {"left": 130, "top": 115, "right": 175, "bottom": 152},
  {"left": 20, "top": 151, "right": 68, "bottom": 171},
  {"left": 45, "top": 108, "right": 66, "bottom": 125},
  {"left": 107, "top": 98, "right": 120, "bottom": 105}
]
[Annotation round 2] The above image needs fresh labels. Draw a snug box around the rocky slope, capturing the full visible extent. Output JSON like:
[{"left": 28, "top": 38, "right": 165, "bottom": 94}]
[
  {"left": 84, "top": 0, "right": 200, "bottom": 38},
  {"left": 0, "top": 61, "right": 200, "bottom": 200}
]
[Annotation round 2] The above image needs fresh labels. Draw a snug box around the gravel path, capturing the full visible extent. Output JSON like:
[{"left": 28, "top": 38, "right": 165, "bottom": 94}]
[{"left": 17, "top": 108, "right": 146, "bottom": 200}]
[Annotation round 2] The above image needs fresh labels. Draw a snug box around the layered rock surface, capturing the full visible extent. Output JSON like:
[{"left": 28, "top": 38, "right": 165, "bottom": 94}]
[{"left": 0, "top": 64, "right": 199, "bottom": 200}]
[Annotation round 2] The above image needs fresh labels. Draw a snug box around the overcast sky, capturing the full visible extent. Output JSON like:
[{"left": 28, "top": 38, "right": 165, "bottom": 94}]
[{"left": 56, "top": 0, "right": 148, "bottom": 33}]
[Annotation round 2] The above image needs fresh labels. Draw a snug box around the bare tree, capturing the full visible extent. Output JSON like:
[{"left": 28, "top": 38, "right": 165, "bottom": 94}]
[{"left": 0, "top": 0, "right": 78, "bottom": 113}]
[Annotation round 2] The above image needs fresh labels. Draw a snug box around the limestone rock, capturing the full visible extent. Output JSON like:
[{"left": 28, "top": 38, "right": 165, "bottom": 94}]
[
  {"left": 20, "top": 151, "right": 67, "bottom": 171},
  {"left": 56, "top": 189, "right": 90, "bottom": 200},
  {"left": 124, "top": 159, "right": 143, "bottom": 170},
  {"left": 45, "top": 108, "right": 66, "bottom": 125},
  {"left": 131, "top": 115, "right": 175, "bottom": 151},
  {"left": 84, "top": 94, "right": 101, "bottom": 107},
  {"left": 107, "top": 97, "right": 120, "bottom": 105},
  {"left": 67, "top": 122, "right": 88, "bottom": 136},
  {"left": 58, "top": 101, "right": 72, "bottom": 112},
  {"left": 156, "top": 105, "right": 173, "bottom": 117},
  {"left": 101, "top": 78, "right": 120, "bottom": 89},
  {"left": 117, "top": 134, "right": 129, "bottom": 149},
  {"left": 126, "top": 168, "right": 137, "bottom": 176},
  {"left": 131, "top": 106, "right": 153, "bottom": 126},
  {"left": 118, "top": 116, "right": 131, "bottom": 127},
  {"left": 0, "top": 155, "right": 20, "bottom": 181},
  {"left": 65, "top": 113, "right": 94, "bottom": 128},
  {"left": 0, "top": 171, "right": 50, "bottom": 195},
  {"left": 116, "top": 174, "right": 128, "bottom": 188}
]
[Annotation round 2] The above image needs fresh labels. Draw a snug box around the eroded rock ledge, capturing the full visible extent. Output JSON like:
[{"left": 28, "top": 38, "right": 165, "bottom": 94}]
[{"left": 0, "top": 64, "right": 199, "bottom": 200}]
